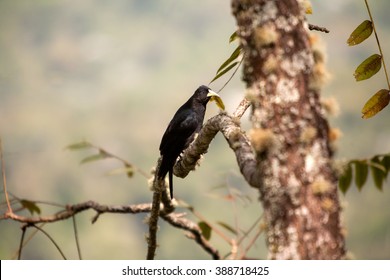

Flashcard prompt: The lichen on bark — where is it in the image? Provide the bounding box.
[231,0,346,259]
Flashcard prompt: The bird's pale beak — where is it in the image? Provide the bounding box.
[207,90,225,110]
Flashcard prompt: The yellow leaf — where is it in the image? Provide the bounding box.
[347,20,373,46]
[362,89,390,119]
[303,0,313,14]
[354,54,382,81]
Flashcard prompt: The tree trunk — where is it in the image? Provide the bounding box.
[231,0,346,259]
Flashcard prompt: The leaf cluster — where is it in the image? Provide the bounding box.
[65,141,135,178]
[209,31,243,85]
[347,2,390,118]
[339,154,390,193]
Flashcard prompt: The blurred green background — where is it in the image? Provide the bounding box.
[0,0,389,259]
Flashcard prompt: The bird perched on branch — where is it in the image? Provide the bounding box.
[158,85,225,199]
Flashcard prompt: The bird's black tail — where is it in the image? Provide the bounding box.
[157,155,175,199]
[169,168,173,199]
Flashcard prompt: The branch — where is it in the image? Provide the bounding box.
[147,168,163,260]
[173,98,261,188]
[308,23,330,33]
[3,99,254,260]
[2,200,152,223]
[29,224,67,259]
[72,215,82,259]
[1,138,13,214]
[162,213,220,259]
[2,199,219,259]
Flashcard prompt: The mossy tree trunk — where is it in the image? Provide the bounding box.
[231,0,346,259]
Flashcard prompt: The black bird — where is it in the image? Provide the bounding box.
[158,85,225,199]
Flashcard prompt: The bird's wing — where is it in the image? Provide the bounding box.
[159,108,198,154]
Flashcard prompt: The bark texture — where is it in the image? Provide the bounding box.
[231,0,346,259]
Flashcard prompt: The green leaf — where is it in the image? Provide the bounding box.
[65,141,92,150]
[198,221,212,240]
[354,54,382,81]
[381,155,390,174]
[217,221,238,235]
[347,20,373,46]
[339,163,352,194]
[80,153,109,164]
[304,1,312,14]
[354,160,369,191]
[370,156,385,191]
[229,31,238,43]
[210,61,239,84]
[216,46,242,75]
[381,155,390,185]
[20,199,41,215]
[361,89,390,119]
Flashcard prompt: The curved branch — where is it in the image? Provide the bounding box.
[3,199,219,259]
[173,98,261,188]
[162,213,220,259]
[29,224,67,260]
[3,201,151,224]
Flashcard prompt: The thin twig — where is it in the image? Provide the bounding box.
[92,144,151,179]
[218,54,245,93]
[238,222,265,259]
[223,214,263,259]
[31,224,67,260]
[226,184,240,243]
[190,208,233,245]
[13,224,43,260]
[0,138,12,214]
[364,0,390,89]
[237,214,263,246]
[18,225,27,260]
[72,215,82,260]
[308,23,330,33]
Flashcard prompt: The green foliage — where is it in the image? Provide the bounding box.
[339,154,390,193]
[370,156,386,191]
[210,61,239,84]
[65,141,135,178]
[339,163,352,194]
[20,199,41,215]
[361,89,390,119]
[347,1,390,119]
[347,20,373,46]
[80,153,109,164]
[229,31,238,43]
[354,54,382,81]
[354,160,368,190]
[198,221,212,240]
[209,31,243,85]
